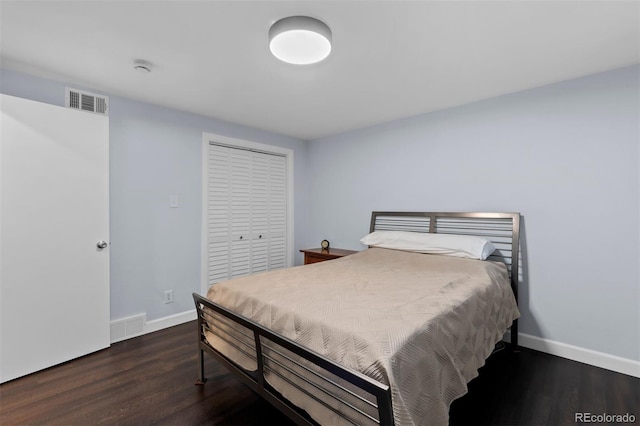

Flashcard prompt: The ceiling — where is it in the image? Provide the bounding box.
[1,1,638,141]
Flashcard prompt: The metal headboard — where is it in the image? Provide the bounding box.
[370,211,521,347]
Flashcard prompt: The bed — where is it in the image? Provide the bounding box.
[193,211,521,426]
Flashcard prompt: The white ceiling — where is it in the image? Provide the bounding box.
[1,1,638,140]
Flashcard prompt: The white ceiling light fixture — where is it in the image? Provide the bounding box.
[269,16,332,65]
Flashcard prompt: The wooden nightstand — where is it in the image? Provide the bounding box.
[300,248,357,265]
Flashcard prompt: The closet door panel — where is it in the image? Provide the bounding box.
[230,149,251,239]
[230,239,251,278]
[207,145,232,284]
[268,155,287,270]
[251,152,270,238]
[251,237,269,273]
[268,236,287,270]
[250,152,269,273]
[229,149,251,277]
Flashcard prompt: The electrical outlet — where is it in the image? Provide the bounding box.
[164,290,174,304]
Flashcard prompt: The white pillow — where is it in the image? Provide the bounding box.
[360,230,496,260]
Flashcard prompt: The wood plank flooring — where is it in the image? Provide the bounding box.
[1,321,637,425]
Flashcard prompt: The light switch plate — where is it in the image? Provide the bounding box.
[170,195,179,208]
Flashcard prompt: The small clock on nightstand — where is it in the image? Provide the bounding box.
[320,239,330,250]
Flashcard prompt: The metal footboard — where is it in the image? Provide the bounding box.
[193,293,394,426]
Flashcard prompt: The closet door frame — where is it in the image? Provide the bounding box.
[200,132,294,295]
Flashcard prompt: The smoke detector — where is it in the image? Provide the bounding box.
[133,59,152,73]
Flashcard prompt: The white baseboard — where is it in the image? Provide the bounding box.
[505,331,639,378]
[110,309,197,343]
[145,309,197,334]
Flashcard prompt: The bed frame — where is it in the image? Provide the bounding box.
[193,211,521,426]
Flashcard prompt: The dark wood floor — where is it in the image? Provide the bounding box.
[1,321,637,425]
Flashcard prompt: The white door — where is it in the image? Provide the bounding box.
[0,94,110,383]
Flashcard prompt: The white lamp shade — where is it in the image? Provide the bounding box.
[269,16,332,65]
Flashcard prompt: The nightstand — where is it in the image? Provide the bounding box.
[300,248,357,265]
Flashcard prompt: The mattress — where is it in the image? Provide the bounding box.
[204,247,520,426]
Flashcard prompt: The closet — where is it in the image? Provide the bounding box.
[205,142,288,287]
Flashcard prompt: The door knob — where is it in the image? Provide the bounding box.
[96,241,108,249]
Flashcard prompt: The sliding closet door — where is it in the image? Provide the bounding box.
[0,94,110,383]
[205,142,288,288]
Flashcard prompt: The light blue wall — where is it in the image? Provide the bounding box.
[0,68,309,322]
[307,65,640,361]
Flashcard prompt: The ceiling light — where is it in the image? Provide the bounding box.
[133,59,152,73]
[269,16,332,65]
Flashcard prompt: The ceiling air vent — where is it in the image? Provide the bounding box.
[65,87,108,115]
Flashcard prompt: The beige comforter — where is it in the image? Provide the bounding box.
[205,247,519,426]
